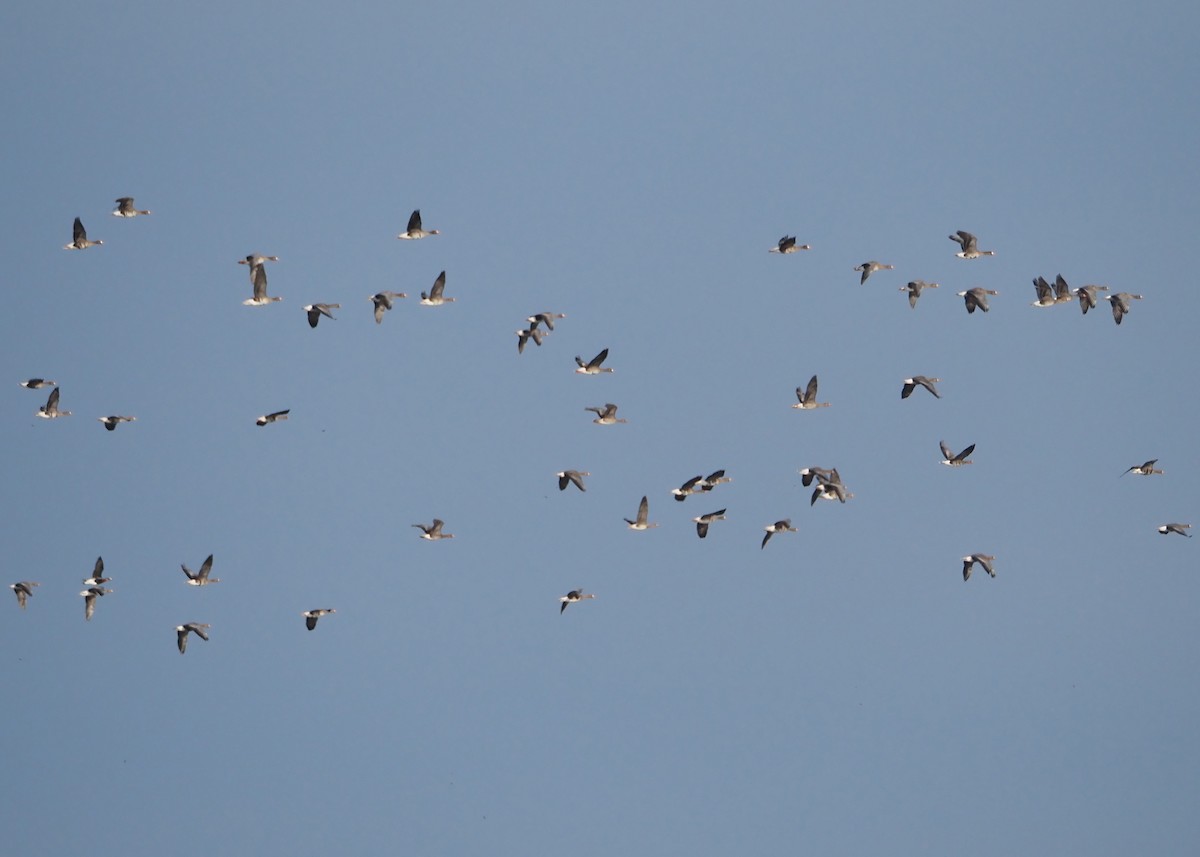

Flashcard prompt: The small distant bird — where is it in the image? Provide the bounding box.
[559,590,596,614]
[901,376,941,399]
[853,261,894,284]
[671,475,704,501]
[181,554,220,586]
[83,557,111,586]
[302,609,336,630]
[585,403,627,425]
[769,235,810,254]
[556,470,589,492]
[1076,285,1110,315]
[1105,292,1143,326]
[939,440,975,467]
[1158,523,1192,537]
[304,303,340,328]
[697,469,732,491]
[112,197,151,217]
[516,326,546,353]
[36,387,71,419]
[176,622,211,654]
[20,378,57,389]
[64,217,102,249]
[792,375,829,409]
[798,466,836,487]
[624,496,659,530]
[256,410,290,426]
[1121,459,1163,477]
[575,348,614,374]
[413,519,454,540]
[1031,276,1057,308]
[370,291,407,324]
[240,255,282,305]
[527,312,566,331]
[761,519,796,549]
[962,554,996,581]
[419,271,454,306]
[900,280,939,309]
[957,287,999,313]
[948,231,994,259]
[397,209,439,240]
[98,415,136,431]
[693,509,727,539]
[81,586,113,620]
[10,581,39,609]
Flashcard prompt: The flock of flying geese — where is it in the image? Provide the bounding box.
[11,212,1189,639]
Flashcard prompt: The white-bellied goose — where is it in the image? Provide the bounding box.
[575,348,614,374]
[1031,276,1057,307]
[940,441,975,467]
[64,217,102,250]
[798,466,836,487]
[559,590,595,614]
[901,376,941,399]
[1158,523,1192,537]
[958,287,998,313]
[770,236,811,254]
[419,271,454,306]
[528,312,566,331]
[1076,285,1110,314]
[901,280,938,309]
[792,375,829,409]
[585,403,627,425]
[240,255,282,305]
[949,231,994,259]
[1122,459,1163,477]
[414,519,454,540]
[81,586,113,620]
[671,475,704,501]
[698,470,731,491]
[557,470,589,492]
[10,581,39,609]
[83,557,111,586]
[302,609,336,630]
[397,209,439,239]
[962,554,995,581]
[761,519,796,549]
[36,387,71,418]
[516,327,546,353]
[20,378,57,389]
[182,554,220,586]
[853,261,894,285]
[693,509,726,539]
[256,410,289,426]
[304,303,340,328]
[624,496,658,530]
[1052,275,1075,304]
[176,622,211,653]
[1105,292,1142,325]
[98,415,136,431]
[811,478,853,505]
[371,291,407,323]
[112,197,150,217]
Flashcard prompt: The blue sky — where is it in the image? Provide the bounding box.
[3,1,1198,854]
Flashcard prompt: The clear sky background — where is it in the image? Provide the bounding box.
[3,1,1198,854]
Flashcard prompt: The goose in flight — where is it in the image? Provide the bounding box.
[769,235,811,254]
[901,376,941,399]
[693,509,727,539]
[948,231,994,259]
[958,287,998,313]
[1121,459,1163,477]
[556,470,589,492]
[798,466,836,487]
[413,519,454,540]
[370,291,407,324]
[240,255,282,305]
[1052,274,1075,304]
[853,261,894,285]
[559,590,596,614]
[900,279,939,309]
[962,554,996,581]
[761,519,796,549]
[792,375,829,409]
[182,554,220,586]
[698,469,732,491]
[304,303,340,328]
[302,609,336,630]
[1076,284,1110,315]
[256,409,290,426]
[176,622,211,654]
[419,271,454,306]
[939,440,975,466]
[81,586,113,620]
[624,496,658,530]
[1158,523,1192,537]
[20,378,57,389]
[1031,276,1057,308]
[83,557,111,586]
[516,326,546,353]
[98,415,136,431]
[671,475,704,501]
[36,387,71,418]
[575,348,614,374]
[585,403,627,425]
[527,312,566,331]
[811,475,853,505]
[10,581,39,609]
[112,197,151,217]
[1105,292,1143,325]
[64,217,103,249]
[397,209,439,239]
